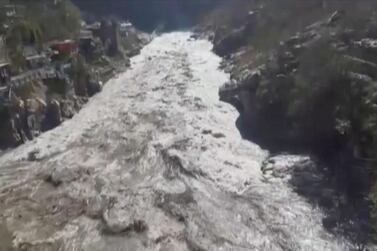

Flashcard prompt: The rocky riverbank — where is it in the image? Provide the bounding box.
[199,0,377,245]
[0,31,356,251]
[0,1,150,150]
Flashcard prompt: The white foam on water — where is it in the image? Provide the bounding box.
[0,32,354,250]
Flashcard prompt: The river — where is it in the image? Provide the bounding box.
[0,32,354,250]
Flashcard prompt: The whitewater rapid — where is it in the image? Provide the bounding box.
[0,32,353,250]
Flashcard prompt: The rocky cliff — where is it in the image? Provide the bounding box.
[203,0,377,243]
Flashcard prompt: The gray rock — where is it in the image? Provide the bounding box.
[44,99,62,129]
[322,215,337,230]
[327,10,344,25]
[60,100,76,119]
[102,207,147,234]
[27,150,40,161]
[353,38,377,50]
[86,195,107,219]
[214,26,249,56]
[212,132,226,138]
[344,55,377,71]
[319,189,336,208]
[44,166,81,187]
[87,79,102,96]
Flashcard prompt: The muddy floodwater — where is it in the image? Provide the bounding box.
[0,32,354,250]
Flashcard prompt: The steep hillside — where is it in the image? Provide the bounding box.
[0,0,148,149]
[204,0,377,244]
[8,0,81,40]
[73,0,224,31]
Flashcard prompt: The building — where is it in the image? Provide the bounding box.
[79,29,94,40]
[0,62,10,86]
[0,35,8,60]
[0,35,10,86]
[85,22,101,37]
[0,4,25,19]
[49,40,78,57]
[79,29,97,60]
[23,46,49,70]
[119,21,134,37]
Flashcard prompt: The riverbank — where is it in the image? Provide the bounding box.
[0,0,150,150]
[199,0,377,245]
[0,31,356,251]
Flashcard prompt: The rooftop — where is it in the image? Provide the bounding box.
[79,30,93,40]
[85,22,101,30]
[0,62,10,68]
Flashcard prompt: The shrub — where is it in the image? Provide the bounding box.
[13,0,81,41]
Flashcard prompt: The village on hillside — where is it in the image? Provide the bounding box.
[0,0,148,149]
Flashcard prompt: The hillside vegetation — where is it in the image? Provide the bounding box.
[205,0,377,241]
[73,0,224,31]
[0,0,148,149]
[7,0,81,40]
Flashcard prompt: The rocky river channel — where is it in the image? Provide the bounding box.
[0,32,362,250]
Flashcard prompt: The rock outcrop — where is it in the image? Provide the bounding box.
[0,9,149,150]
[205,1,377,244]
[213,11,257,57]
[217,9,377,152]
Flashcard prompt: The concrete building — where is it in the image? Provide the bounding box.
[0,36,10,86]
[0,62,11,86]
[0,4,25,19]
[23,46,49,70]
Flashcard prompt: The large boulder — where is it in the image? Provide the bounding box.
[87,79,102,97]
[213,26,249,57]
[60,100,76,119]
[43,99,62,130]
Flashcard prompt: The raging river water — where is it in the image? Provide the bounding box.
[0,32,359,250]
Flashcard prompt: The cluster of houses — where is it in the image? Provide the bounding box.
[0,38,78,92]
[0,1,141,148]
[0,18,130,100]
[0,21,136,86]
[0,33,81,147]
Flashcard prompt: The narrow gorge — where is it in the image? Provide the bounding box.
[0,31,363,251]
[1,1,377,250]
